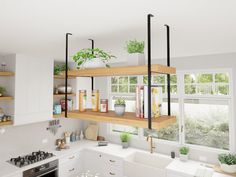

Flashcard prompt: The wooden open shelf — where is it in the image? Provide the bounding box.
[0,96,14,101]
[0,71,14,76]
[0,121,13,126]
[68,109,176,130]
[53,93,76,98]
[68,64,176,77]
[53,112,65,118]
[54,75,75,79]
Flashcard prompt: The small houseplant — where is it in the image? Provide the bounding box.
[120,132,130,148]
[54,64,68,75]
[125,40,145,66]
[73,48,115,69]
[179,146,189,161]
[114,98,126,116]
[0,86,6,97]
[218,153,236,173]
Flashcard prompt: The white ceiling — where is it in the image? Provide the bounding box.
[0,0,236,60]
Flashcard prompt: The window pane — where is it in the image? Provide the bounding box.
[119,77,128,84]
[119,85,128,93]
[197,85,213,95]
[185,85,196,94]
[143,76,148,84]
[143,99,179,142]
[111,77,118,84]
[129,76,138,84]
[215,85,229,95]
[197,74,213,83]
[112,124,138,135]
[170,75,177,84]
[215,73,229,83]
[153,75,165,84]
[129,85,136,93]
[111,85,118,93]
[185,74,196,83]
[170,85,177,94]
[184,99,229,150]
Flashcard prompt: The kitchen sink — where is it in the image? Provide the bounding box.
[124,151,173,177]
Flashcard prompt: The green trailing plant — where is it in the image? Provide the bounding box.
[126,40,145,54]
[120,132,131,142]
[218,154,236,165]
[54,64,68,75]
[115,98,126,105]
[73,48,116,69]
[179,146,189,155]
[0,86,6,95]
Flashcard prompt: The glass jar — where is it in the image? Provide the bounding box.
[92,90,99,112]
[100,99,108,113]
[79,90,87,112]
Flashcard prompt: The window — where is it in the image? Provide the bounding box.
[108,70,232,151]
[111,76,138,93]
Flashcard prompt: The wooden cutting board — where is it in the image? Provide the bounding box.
[214,165,236,177]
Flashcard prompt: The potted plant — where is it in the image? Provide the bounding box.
[125,39,145,66]
[54,64,68,75]
[179,146,189,161]
[114,98,126,116]
[73,48,115,69]
[218,153,236,173]
[120,132,130,149]
[0,86,6,97]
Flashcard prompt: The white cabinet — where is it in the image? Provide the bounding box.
[83,149,123,177]
[59,151,82,177]
[14,55,53,125]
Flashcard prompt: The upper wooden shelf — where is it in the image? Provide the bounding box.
[68,109,176,130]
[0,121,13,126]
[54,75,76,79]
[0,72,14,76]
[0,96,14,101]
[68,64,176,77]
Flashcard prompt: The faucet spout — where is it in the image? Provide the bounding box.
[147,135,155,153]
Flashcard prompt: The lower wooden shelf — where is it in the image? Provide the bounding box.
[0,96,14,101]
[53,112,65,118]
[68,109,176,130]
[0,121,13,126]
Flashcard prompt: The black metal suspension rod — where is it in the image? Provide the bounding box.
[89,39,94,90]
[65,33,72,118]
[147,14,154,129]
[164,24,171,116]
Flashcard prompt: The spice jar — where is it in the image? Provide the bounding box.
[79,90,87,112]
[100,99,108,113]
[92,90,99,112]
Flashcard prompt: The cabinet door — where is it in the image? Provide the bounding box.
[14,55,53,125]
[82,150,104,176]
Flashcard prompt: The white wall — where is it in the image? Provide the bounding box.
[94,52,236,164]
[0,119,82,161]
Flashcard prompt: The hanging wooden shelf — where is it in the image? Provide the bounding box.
[67,64,176,77]
[0,71,14,76]
[53,93,76,98]
[68,109,176,130]
[0,96,14,101]
[54,75,75,79]
[0,121,13,126]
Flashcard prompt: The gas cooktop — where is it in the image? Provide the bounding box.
[8,151,54,168]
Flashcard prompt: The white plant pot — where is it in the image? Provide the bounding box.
[122,142,129,149]
[68,61,77,70]
[126,53,145,66]
[179,154,188,162]
[220,162,236,173]
[114,105,126,116]
[83,58,105,68]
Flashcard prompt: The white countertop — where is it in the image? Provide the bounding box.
[0,140,232,177]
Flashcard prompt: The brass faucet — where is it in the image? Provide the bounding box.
[147,135,155,153]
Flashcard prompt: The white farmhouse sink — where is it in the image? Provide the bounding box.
[124,151,173,177]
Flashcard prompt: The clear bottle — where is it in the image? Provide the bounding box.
[79,90,87,112]
[91,90,99,112]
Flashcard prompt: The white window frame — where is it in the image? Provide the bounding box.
[107,68,234,153]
